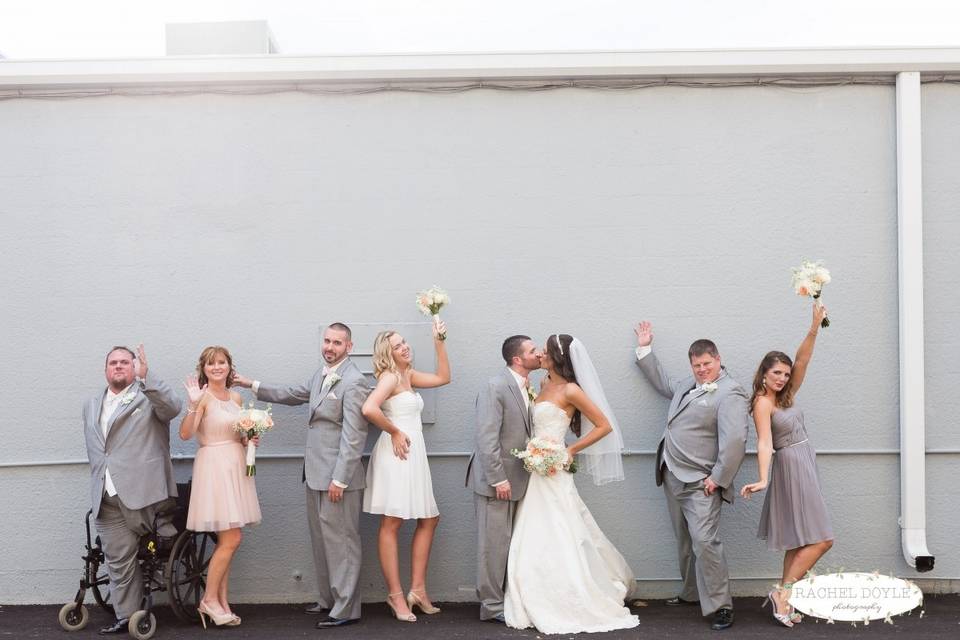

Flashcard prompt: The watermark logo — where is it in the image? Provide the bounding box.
[789,571,923,625]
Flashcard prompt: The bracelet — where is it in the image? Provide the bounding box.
[808,331,818,337]
[186,407,197,414]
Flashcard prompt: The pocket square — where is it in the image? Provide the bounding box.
[697,399,709,406]
[326,392,337,400]
[132,407,142,415]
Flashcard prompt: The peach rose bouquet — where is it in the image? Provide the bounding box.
[511,437,577,477]
[415,285,450,340]
[233,402,274,476]
[791,260,832,327]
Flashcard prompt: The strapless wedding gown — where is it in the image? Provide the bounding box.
[504,401,639,634]
[363,391,439,519]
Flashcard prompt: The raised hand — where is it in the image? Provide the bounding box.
[135,343,149,379]
[634,321,654,347]
[391,430,411,460]
[812,302,828,329]
[432,319,447,341]
[183,374,207,409]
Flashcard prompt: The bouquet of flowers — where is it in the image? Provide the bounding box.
[511,437,577,477]
[415,285,450,340]
[791,260,832,327]
[233,402,274,476]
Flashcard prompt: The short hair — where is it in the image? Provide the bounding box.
[327,322,352,341]
[502,335,532,365]
[688,339,719,360]
[104,346,135,367]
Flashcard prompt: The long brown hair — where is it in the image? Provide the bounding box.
[196,346,236,388]
[749,351,794,412]
[546,333,582,436]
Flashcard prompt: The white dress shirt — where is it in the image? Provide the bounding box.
[99,382,134,496]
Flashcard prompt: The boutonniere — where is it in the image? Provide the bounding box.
[325,373,342,387]
[526,384,537,403]
[700,382,719,393]
[120,391,137,405]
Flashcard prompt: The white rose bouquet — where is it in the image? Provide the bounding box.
[511,437,577,477]
[233,402,275,476]
[791,260,832,327]
[415,285,450,341]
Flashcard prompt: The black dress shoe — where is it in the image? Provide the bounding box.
[665,596,699,606]
[711,608,734,630]
[99,618,130,634]
[315,615,358,628]
[485,613,506,623]
[304,603,330,615]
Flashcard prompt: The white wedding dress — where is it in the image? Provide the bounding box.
[504,401,640,634]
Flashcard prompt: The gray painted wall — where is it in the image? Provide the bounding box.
[1,81,957,605]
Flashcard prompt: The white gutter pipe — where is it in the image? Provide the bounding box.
[896,71,934,572]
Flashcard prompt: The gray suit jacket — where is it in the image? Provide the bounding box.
[466,368,533,500]
[637,350,749,503]
[83,372,182,518]
[256,358,369,492]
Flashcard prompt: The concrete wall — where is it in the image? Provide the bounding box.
[1,80,957,604]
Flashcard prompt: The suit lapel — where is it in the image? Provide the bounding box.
[315,359,350,411]
[669,384,703,423]
[503,369,530,433]
[92,392,107,446]
[106,384,138,439]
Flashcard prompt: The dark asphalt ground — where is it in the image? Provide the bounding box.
[2,596,958,640]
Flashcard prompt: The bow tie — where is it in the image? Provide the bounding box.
[322,367,331,376]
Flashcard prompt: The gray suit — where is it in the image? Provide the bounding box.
[637,350,748,615]
[82,372,181,619]
[255,358,369,621]
[465,367,532,620]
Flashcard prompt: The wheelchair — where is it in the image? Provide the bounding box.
[58,482,217,639]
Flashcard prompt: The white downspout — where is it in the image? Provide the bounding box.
[895,71,934,572]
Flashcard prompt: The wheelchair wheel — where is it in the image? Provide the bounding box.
[128,610,157,640]
[164,530,217,624]
[57,602,89,631]
[87,554,114,615]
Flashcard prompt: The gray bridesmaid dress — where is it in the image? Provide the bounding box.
[758,404,834,550]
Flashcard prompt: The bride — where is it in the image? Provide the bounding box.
[504,334,640,634]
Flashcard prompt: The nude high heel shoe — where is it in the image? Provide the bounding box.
[197,602,237,627]
[406,590,441,614]
[762,590,794,628]
[386,592,417,622]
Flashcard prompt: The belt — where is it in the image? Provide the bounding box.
[774,438,808,452]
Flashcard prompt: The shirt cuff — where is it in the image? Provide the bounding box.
[331,480,348,489]
[635,345,652,360]
[491,480,508,487]
[251,380,260,394]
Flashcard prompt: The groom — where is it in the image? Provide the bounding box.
[466,335,541,622]
[633,321,748,631]
[234,322,369,629]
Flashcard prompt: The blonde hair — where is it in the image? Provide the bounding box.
[372,331,403,380]
[196,345,235,388]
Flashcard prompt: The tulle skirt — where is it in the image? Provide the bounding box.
[187,441,262,531]
[758,442,833,550]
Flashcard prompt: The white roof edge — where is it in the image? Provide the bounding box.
[2,47,960,87]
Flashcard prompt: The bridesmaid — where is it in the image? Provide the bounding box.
[361,322,450,622]
[741,304,834,627]
[180,346,262,628]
